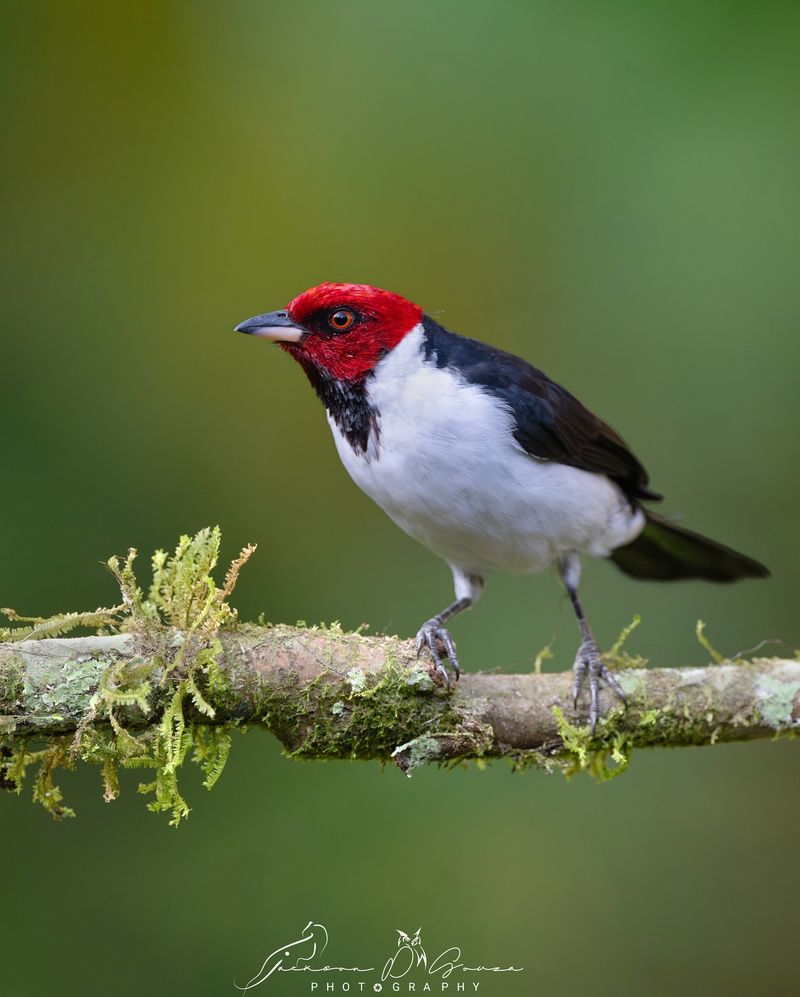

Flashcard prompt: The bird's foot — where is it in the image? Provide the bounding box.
[572,636,626,733]
[416,618,460,687]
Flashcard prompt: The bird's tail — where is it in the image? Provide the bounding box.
[611,511,769,583]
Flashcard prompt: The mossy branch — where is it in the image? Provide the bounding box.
[1,528,797,824]
[3,628,799,774]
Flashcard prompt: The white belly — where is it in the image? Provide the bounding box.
[327,326,644,576]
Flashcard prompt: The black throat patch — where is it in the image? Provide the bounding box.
[297,358,380,457]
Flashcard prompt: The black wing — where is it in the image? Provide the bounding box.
[421,316,661,505]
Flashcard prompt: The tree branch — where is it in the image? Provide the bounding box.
[3,626,798,775]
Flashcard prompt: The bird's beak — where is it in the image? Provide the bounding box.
[234,310,304,343]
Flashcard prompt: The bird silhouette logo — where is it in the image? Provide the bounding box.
[235,921,329,991]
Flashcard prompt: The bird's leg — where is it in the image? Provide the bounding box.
[558,555,626,732]
[416,598,471,685]
[416,571,484,687]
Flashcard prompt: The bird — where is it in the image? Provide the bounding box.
[235,283,769,731]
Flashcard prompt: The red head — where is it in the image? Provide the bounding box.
[235,283,423,382]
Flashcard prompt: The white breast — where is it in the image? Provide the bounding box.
[327,325,644,577]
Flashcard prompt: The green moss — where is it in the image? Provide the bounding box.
[0,652,25,718]
[603,615,648,670]
[258,653,462,762]
[547,699,719,780]
[551,706,632,780]
[544,625,767,779]
[1,527,254,826]
[695,619,725,663]
[1,530,463,824]
[0,608,122,643]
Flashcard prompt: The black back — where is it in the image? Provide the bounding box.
[420,316,661,506]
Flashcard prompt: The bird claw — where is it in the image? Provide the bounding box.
[572,637,626,733]
[416,618,461,687]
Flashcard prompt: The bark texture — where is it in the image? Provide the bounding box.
[2,625,798,773]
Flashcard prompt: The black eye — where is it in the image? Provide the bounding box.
[328,308,355,331]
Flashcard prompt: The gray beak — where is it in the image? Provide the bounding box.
[234,309,304,342]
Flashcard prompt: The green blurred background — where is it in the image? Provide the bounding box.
[2,2,798,994]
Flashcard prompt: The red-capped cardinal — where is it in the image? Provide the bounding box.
[236,283,768,730]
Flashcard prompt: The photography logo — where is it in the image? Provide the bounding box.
[235,921,524,992]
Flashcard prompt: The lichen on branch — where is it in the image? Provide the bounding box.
[1,527,798,826]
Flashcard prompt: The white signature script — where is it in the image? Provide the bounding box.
[235,923,523,992]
